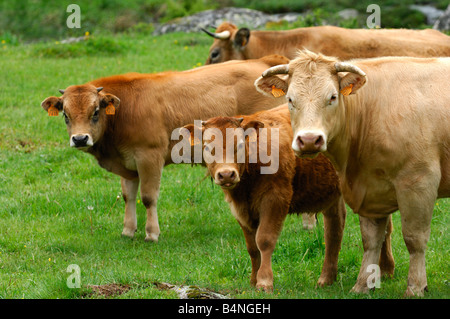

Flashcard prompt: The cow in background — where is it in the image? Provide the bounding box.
[203,22,450,64]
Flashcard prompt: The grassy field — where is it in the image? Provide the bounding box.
[0,30,448,300]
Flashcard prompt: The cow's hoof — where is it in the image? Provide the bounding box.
[145,233,159,242]
[256,282,273,293]
[350,284,369,294]
[121,228,136,238]
[317,276,334,287]
[404,285,427,298]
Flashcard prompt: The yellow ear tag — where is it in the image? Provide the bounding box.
[340,84,353,96]
[48,105,59,116]
[189,136,201,146]
[271,85,285,98]
[105,103,115,115]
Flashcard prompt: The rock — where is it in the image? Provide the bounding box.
[153,7,303,35]
[337,9,359,20]
[154,282,229,299]
[433,4,450,31]
[410,4,444,25]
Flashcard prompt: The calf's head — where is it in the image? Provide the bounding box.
[202,22,251,64]
[184,117,263,189]
[41,85,120,150]
[255,50,367,158]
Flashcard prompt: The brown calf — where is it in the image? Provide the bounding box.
[184,105,347,291]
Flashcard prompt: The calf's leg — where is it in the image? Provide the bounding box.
[302,213,317,230]
[255,202,288,292]
[121,177,140,238]
[317,195,346,286]
[239,223,261,286]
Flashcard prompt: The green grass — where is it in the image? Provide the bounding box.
[0,31,448,300]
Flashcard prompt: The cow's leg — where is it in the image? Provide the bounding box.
[317,195,346,286]
[395,168,438,296]
[397,189,435,296]
[135,149,165,242]
[121,177,140,238]
[379,214,395,277]
[239,223,261,286]
[351,215,390,294]
[255,202,288,292]
[302,213,317,230]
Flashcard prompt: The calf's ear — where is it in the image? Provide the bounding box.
[244,120,265,131]
[100,93,121,109]
[254,76,289,98]
[41,96,63,112]
[182,123,204,146]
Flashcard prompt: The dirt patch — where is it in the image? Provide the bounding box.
[89,283,131,298]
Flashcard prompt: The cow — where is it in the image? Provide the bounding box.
[183,105,347,291]
[40,55,289,242]
[203,22,450,64]
[255,49,450,296]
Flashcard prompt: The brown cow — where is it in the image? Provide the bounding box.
[203,22,450,64]
[40,55,289,242]
[255,50,450,296]
[184,105,347,291]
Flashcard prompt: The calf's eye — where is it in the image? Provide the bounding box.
[329,94,337,105]
[63,112,69,124]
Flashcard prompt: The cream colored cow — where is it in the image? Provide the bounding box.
[255,50,450,296]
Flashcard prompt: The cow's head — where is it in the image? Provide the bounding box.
[255,50,367,158]
[184,117,263,189]
[41,84,120,150]
[202,22,250,64]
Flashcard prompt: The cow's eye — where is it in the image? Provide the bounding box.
[210,49,220,60]
[63,112,69,124]
[92,109,99,122]
[329,94,337,105]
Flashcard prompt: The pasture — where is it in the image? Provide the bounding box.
[0,30,448,299]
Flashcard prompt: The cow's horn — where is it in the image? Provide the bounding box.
[335,62,366,77]
[96,87,103,93]
[201,120,207,126]
[201,28,231,40]
[58,89,65,94]
[262,64,289,78]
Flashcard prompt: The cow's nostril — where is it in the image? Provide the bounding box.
[297,136,304,147]
[217,172,224,181]
[230,170,235,180]
[72,135,89,147]
[315,135,324,147]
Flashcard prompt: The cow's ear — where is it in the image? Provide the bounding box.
[100,93,120,109]
[243,120,265,131]
[338,72,367,95]
[41,96,63,112]
[233,28,250,49]
[254,75,288,98]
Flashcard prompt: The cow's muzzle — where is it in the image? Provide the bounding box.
[215,168,240,189]
[293,131,326,157]
[70,134,93,148]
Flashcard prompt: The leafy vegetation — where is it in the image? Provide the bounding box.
[0,0,446,41]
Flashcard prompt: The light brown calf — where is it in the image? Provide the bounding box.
[40,55,289,242]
